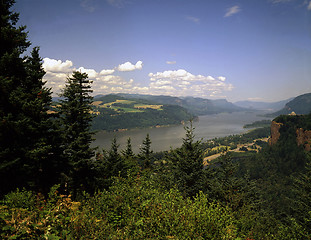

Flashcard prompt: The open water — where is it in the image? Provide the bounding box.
[92,111,271,153]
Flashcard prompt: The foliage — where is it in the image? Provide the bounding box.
[243,119,271,129]
[162,122,205,198]
[59,71,96,196]
[0,178,239,239]
[0,1,62,196]
[138,134,153,169]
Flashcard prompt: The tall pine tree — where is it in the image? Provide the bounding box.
[59,71,95,196]
[139,134,153,169]
[166,121,205,198]
[0,0,59,196]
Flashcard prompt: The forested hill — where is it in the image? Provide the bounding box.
[115,93,246,115]
[90,94,193,131]
[268,92,311,116]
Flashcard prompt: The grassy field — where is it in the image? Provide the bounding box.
[91,99,163,113]
[134,104,163,110]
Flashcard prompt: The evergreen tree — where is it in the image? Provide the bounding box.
[59,71,95,196]
[23,47,65,194]
[122,137,139,175]
[122,137,134,159]
[139,134,153,169]
[106,137,126,177]
[166,121,204,198]
[0,0,59,196]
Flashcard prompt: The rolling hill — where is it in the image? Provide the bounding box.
[91,94,193,131]
[115,94,246,115]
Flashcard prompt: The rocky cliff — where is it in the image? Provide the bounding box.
[268,121,283,145]
[269,120,311,151]
[296,128,311,151]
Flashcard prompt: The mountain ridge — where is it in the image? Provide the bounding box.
[234,98,293,111]
[268,93,311,117]
[112,93,246,115]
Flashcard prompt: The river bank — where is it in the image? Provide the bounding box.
[92,111,271,153]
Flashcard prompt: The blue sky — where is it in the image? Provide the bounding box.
[15,0,311,102]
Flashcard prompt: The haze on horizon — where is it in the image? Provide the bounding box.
[15,0,311,102]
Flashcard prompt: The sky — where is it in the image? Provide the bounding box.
[14,0,311,102]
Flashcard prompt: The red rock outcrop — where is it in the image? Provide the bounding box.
[269,120,311,151]
[296,128,311,151]
[268,121,283,146]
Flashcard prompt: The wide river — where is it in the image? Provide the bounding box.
[92,111,271,153]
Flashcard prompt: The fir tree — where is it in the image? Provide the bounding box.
[0,0,58,196]
[106,137,125,177]
[122,137,134,159]
[59,71,95,196]
[122,137,139,175]
[166,121,204,198]
[139,134,153,169]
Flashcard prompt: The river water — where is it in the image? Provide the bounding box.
[92,111,271,153]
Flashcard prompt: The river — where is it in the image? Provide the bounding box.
[92,111,271,153]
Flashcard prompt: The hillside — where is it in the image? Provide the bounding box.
[116,93,245,115]
[91,94,193,131]
[234,98,293,111]
[268,93,311,117]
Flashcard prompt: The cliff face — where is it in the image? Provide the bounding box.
[296,128,311,151]
[269,121,311,151]
[268,121,283,146]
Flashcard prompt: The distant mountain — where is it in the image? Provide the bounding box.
[116,94,246,115]
[234,98,293,111]
[268,93,311,116]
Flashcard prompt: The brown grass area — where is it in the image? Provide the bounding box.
[134,104,163,110]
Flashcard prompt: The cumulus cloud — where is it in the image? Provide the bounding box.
[43,58,73,73]
[43,58,148,96]
[218,76,226,81]
[42,58,233,99]
[77,67,98,78]
[224,5,241,17]
[117,61,143,72]
[100,69,115,75]
[148,69,233,98]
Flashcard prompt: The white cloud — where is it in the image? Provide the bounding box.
[218,76,226,81]
[43,58,233,99]
[186,16,200,24]
[99,69,115,75]
[43,58,73,73]
[308,1,311,10]
[224,5,241,17]
[166,61,176,65]
[43,58,145,96]
[77,67,98,78]
[148,69,233,97]
[117,61,143,72]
